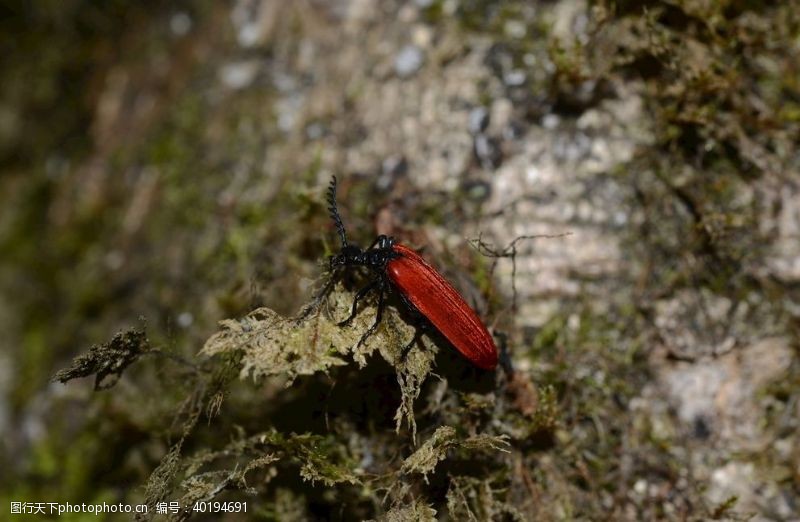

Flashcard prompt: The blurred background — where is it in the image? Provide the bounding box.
[1,0,798,520]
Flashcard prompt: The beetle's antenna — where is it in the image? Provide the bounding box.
[327,176,348,247]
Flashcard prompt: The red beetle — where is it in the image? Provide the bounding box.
[326,176,497,370]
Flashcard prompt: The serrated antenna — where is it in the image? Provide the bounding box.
[327,176,348,247]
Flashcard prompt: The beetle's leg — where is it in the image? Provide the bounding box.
[366,234,395,251]
[394,292,430,360]
[400,327,424,359]
[365,234,386,250]
[338,277,380,326]
[496,331,514,375]
[356,279,386,348]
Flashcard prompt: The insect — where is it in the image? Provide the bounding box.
[324,176,498,370]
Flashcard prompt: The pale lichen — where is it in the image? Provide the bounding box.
[201,280,438,435]
[401,426,510,481]
[373,500,438,522]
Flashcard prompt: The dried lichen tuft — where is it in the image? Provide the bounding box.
[401,426,510,481]
[394,336,437,440]
[51,322,150,390]
[138,424,362,521]
[201,280,437,434]
[447,476,526,521]
[374,500,438,522]
[201,306,350,382]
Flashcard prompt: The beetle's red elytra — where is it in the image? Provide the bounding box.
[386,244,497,370]
[325,176,498,370]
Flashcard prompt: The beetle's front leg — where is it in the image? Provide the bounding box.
[366,234,395,251]
[338,277,380,326]
[356,278,386,348]
[395,292,429,360]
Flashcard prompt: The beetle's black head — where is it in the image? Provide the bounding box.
[329,244,364,270]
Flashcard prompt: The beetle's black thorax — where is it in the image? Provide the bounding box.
[330,235,398,273]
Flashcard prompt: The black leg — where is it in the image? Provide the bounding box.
[339,278,380,326]
[496,331,514,375]
[400,328,422,359]
[394,291,431,361]
[365,234,388,250]
[356,280,386,348]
